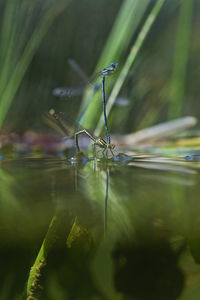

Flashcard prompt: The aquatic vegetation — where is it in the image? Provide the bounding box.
[94,0,166,136]
[1,1,200,299]
[26,210,73,298]
[169,0,194,119]
[0,0,71,129]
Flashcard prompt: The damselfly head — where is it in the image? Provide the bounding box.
[49,108,60,121]
[110,62,118,69]
[101,63,119,77]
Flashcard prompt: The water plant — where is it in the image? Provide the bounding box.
[0,0,71,129]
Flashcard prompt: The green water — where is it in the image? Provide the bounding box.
[1,154,200,300]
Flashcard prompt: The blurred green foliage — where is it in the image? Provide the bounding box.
[0,0,199,136]
[0,0,200,132]
[169,0,194,119]
[1,2,200,299]
[0,0,71,130]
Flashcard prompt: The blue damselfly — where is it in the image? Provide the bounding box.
[52,62,118,98]
[53,62,118,149]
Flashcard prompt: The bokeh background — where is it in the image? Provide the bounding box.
[2,2,200,299]
[0,0,199,136]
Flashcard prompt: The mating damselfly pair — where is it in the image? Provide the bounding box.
[52,62,118,157]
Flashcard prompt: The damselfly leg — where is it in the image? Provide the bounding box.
[75,129,115,157]
[47,109,115,157]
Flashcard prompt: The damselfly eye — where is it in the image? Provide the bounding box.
[110,62,118,68]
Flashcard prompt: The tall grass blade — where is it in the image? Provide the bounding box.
[94,0,166,136]
[80,0,151,130]
[96,0,150,69]
[0,0,71,129]
[0,0,20,99]
[168,0,194,119]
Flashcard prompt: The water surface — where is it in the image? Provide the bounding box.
[1,154,200,299]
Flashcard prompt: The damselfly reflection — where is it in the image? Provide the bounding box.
[47,109,115,157]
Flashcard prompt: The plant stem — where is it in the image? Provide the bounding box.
[168,0,194,119]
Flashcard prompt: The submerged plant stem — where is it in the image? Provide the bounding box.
[26,210,72,298]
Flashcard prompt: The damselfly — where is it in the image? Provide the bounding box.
[53,61,118,147]
[52,62,118,98]
[46,109,115,157]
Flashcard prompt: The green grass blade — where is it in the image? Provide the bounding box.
[80,0,151,130]
[0,0,19,65]
[0,5,19,98]
[168,0,194,119]
[96,0,150,69]
[0,0,71,129]
[94,0,166,136]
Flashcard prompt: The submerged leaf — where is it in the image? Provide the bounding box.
[66,217,95,250]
